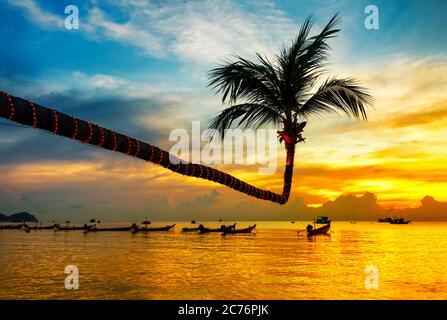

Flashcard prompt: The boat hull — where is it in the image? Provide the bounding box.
[182,227,200,232]
[138,224,175,232]
[90,226,134,232]
[223,225,256,234]
[31,225,59,230]
[307,223,330,236]
[56,226,91,231]
[0,225,23,230]
[198,223,236,234]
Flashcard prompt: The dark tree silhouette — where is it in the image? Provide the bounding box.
[208,14,372,203]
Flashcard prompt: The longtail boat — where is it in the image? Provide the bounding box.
[222,224,256,235]
[138,224,175,232]
[389,218,411,224]
[30,224,59,230]
[182,227,200,232]
[307,222,330,236]
[90,226,135,232]
[198,223,236,234]
[0,224,24,230]
[56,225,92,231]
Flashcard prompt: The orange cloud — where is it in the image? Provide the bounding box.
[381,100,447,128]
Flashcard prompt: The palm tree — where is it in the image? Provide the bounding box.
[208,14,373,204]
[0,15,372,206]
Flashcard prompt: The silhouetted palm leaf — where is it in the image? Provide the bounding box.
[299,78,373,120]
[209,103,284,136]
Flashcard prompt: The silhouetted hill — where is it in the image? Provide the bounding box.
[0,212,38,222]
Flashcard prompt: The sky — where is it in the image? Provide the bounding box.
[0,0,447,221]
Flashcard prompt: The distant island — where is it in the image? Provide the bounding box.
[0,212,38,222]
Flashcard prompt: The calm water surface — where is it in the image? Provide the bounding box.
[1,221,446,299]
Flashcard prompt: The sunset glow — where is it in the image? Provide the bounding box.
[0,0,446,221]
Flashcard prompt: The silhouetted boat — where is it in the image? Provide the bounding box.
[198,223,236,234]
[315,216,331,224]
[223,224,256,235]
[378,217,393,223]
[56,225,92,231]
[182,227,200,232]
[389,218,411,224]
[138,224,175,232]
[191,220,196,224]
[30,224,59,230]
[0,224,23,230]
[90,226,134,232]
[307,222,331,236]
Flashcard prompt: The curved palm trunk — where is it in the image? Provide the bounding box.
[0,92,294,205]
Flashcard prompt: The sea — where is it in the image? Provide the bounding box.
[1,221,446,299]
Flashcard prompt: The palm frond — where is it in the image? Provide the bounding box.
[209,103,284,137]
[277,15,315,75]
[276,14,342,111]
[298,78,373,120]
[292,14,341,91]
[208,55,282,109]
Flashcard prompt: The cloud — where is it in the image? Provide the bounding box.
[192,192,447,221]
[96,0,300,65]
[71,71,128,91]
[177,189,221,215]
[318,192,381,220]
[403,195,447,220]
[382,101,447,128]
[84,7,165,57]
[7,0,299,65]
[1,152,446,221]
[7,0,64,29]
[0,92,169,165]
[6,1,164,57]
[151,0,298,64]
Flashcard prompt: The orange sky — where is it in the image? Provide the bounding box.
[1,55,447,221]
[1,0,447,222]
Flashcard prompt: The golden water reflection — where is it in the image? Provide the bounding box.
[0,222,446,299]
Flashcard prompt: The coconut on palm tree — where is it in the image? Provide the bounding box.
[208,14,373,204]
